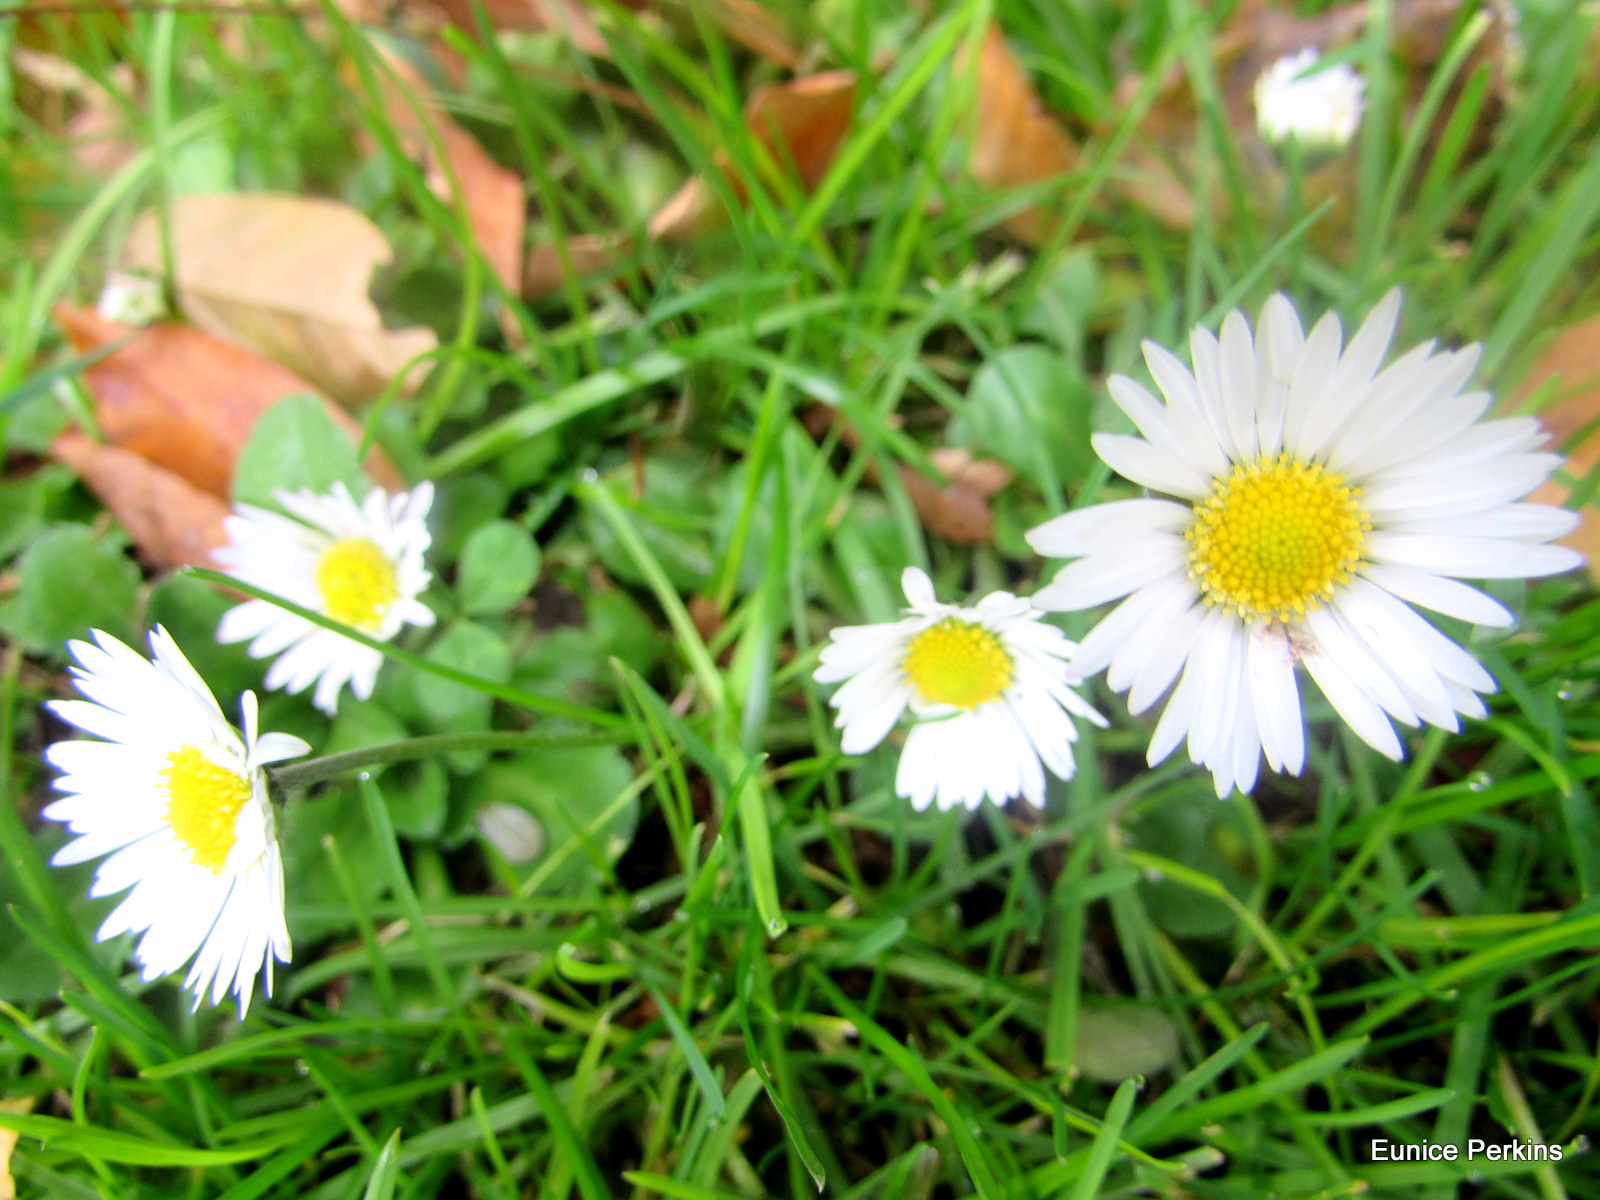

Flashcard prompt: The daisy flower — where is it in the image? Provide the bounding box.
[814,567,1106,810]
[1254,47,1365,160]
[43,627,309,1011]
[1027,290,1583,797]
[216,482,435,715]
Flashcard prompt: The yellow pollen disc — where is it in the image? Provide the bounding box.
[902,617,1014,710]
[163,746,250,873]
[316,538,399,631]
[1185,452,1371,622]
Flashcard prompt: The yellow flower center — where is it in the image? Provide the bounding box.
[163,746,251,873]
[902,618,1014,709]
[316,538,398,631]
[1186,452,1371,622]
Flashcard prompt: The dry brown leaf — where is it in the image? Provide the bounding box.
[420,0,614,58]
[897,465,994,544]
[968,25,1081,244]
[121,193,437,406]
[56,305,404,499]
[52,433,230,570]
[810,405,1003,544]
[1514,314,1600,582]
[417,0,795,65]
[524,231,633,299]
[0,1096,30,1200]
[694,0,799,68]
[11,46,138,173]
[524,71,854,296]
[648,70,857,242]
[365,53,526,306]
[929,446,1014,497]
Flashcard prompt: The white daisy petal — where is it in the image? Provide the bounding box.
[1359,563,1515,628]
[1140,342,1232,471]
[1246,629,1304,774]
[1026,499,1190,559]
[215,482,435,715]
[816,577,1102,809]
[1032,538,1184,611]
[1028,289,1582,794]
[1067,578,1189,677]
[1107,587,1200,704]
[43,628,305,1013]
[1254,47,1365,156]
[1389,503,1578,542]
[1126,601,1205,716]
[900,566,938,612]
[1219,308,1260,461]
[1090,433,1212,499]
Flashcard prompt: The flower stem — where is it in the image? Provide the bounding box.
[182,566,628,731]
[268,729,617,792]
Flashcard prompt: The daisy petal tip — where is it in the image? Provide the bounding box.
[900,566,936,610]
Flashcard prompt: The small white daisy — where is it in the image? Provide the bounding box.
[1254,47,1365,159]
[814,567,1106,811]
[216,482,436,715]
[1027,290,1583,797]
[43,627,309,1011]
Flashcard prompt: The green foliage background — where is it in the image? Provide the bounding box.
[2,2,1599,1198]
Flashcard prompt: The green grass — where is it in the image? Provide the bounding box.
[3,2,1600,1198]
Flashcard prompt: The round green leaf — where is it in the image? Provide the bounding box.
[457,520,540,615]
[5,525,140,653]
[230,393,367,510]
[950,344,1094,490]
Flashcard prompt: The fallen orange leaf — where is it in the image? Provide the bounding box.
[897,464,998,544]
[1515,314,1600,583]
[807,405,1009,545]
[0,1097,30,1200]
[122,194,437,406]
[365,53,526,308]
[525,71,856,298]
[52,433,230,570]
[417,0,797,66]
[523,231,633,299]
[56,305,404,499]
[419,0,613,59]
[694,0,800,69]
[968,25,1081,244]
[648,70,857,241]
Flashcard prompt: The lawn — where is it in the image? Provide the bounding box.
[2,2,1599,1198]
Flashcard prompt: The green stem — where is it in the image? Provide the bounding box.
[269,729,617,793]
[182,566,627,731]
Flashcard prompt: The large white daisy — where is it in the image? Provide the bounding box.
[814,567,1106,810]
[1027,290,1583,797]
[216,482,435,715]
[43,627,309,1011]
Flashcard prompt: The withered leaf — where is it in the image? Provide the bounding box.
[0,1097,29,1200]
[419,0,614,59]
[524,231,633,300]
[121,193,437,406]
[52,433,230,570]
[810,405,1005,545]
[648,70,857,242]
[56,305,404,499]
[968,24,1081,244]
[897,464,996,545]
[1515,314,1600,582]
[526,71,856,298]
[366,52,526,304]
